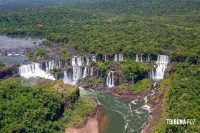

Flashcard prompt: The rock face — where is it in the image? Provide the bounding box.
[53,87,80,121]
[0,65,18,79]
[79,76,106,90]
[114,70,128,86]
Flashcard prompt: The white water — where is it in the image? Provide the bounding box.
[119,54,123,61]
[79,88,150,133]
[91,55,97,62]
[19,62,55,80]
[83,67,90,78]
[63,71,74,85]
[86,56,90,65]
[106,71,115,88]
[105,55,108,61]
[146,54,150,63]
[71,57,82,83]
[150,55,169,81]
[136,54,139,62]
[114,54,123,61]
[63,56,96,85]
[140,54,143,62]
[90,67,94,76]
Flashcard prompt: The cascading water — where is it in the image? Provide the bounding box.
[119,54,123,61]
[63,71,74,85]
[83,67,89,78]
[91,55,97,62]
[77,56,84,66]
[146,54,150,63]
[150,55,169,81]
[86,56,90,65]
[136,54,139,62]
[114,54,123,61]
[45,60,62,71]
[19,62,55,80]
[106,71,115,88]
[145,55,170,103]
[114,54,118,61]
[71,56,82,82]
[105,55,108,61]
[140,54,143,62]
[90,67,94,76]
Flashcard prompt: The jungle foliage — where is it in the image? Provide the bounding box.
[0,78,95,133]
[0,0,200,63]
[0,0,199,132]
[0,61,5,69]
[151,63,200,133]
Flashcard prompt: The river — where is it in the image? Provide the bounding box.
[80,88,150,133]
[0,35,44,65]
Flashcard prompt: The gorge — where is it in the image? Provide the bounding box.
[1,0,199,132]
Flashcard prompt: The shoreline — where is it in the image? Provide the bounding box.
[109,88,148,100]
[65,105,101,133]
[110,88,160,133]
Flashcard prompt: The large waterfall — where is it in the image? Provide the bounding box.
[71,56,83,83]
[150,55,169,81]
[106,71,115,88]
[63,56,96,85]
[17,54,99,85]
[19,62,55,80]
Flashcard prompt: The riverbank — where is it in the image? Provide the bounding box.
[142,80,170,133]
[110,88,148,100]
[65,118,99,133]
[65,105,101,133]
[109,82,165,133]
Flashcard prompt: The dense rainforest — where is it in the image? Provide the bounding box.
[0,0,199,132]
[0,78,96,132]
[0,0,200,63]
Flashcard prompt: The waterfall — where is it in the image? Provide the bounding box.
[150,55,169,81]
[140,54,143,62]
[83,67,89,78]
[71,57,76,66]
[147,54,150,63]
[136,54,139,62]
[19,63,55,80]
[90,67,94,76]
[86,56,90,65]
[114,54,118,61]
[144,96,148,103]
[63,71,74,85]
[77,57,83,66]
[72,66,82,81]
[114,54,123,61]
[106,71,115,88]
[71,56,82,82]
[105,55,108,61]
[91,55,97,62]
[131,76,134,85]
[119,54,123,61]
